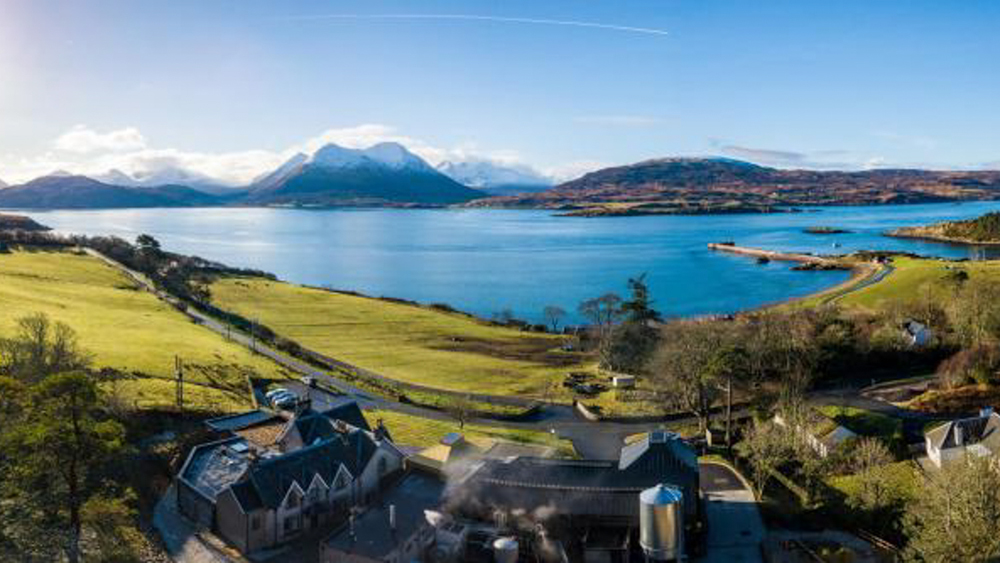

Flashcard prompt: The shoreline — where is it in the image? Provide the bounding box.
[707,242,891,310]
[887,228,1000,247]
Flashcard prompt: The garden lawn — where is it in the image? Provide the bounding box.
[210,277,592,396]
[0,248,289,410]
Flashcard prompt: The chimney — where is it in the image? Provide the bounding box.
[389,504,396,532]
[955,424,964,446]
[982,407,994,418]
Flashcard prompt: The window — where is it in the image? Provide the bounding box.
[251,515,261,531]
[284,516,297,533]
[335,474,348,491]
[286,490,299,509]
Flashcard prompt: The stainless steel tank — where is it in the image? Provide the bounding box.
[493,536,518,563]
[639,484,684,561]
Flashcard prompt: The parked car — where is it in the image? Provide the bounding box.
[301,376,317,388]
[265,387,290,401]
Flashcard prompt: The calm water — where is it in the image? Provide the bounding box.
[17,202,1000,324]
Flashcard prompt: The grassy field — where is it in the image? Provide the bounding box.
[210,277,593,396]
[822,257,1000,311]
[0,248,290,411]
[367,408,576,456]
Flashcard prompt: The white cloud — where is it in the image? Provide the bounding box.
[54,125,147,153]
[0,123,572,186]
[544,160,608,182]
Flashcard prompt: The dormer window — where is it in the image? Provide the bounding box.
[286,490,300,509]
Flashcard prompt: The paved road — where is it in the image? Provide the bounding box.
[696,462,765,563]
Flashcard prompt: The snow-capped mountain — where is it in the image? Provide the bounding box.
[247,142,486,206]
[437,160,553,195]
[93,167,230,192]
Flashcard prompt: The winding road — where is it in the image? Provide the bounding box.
[87,248,927,458]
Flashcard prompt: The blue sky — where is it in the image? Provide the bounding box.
[1,0,998,184]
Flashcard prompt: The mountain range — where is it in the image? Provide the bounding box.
[436,160,553,196]
[469,157,1000,216]
[4,149,1000,214]
[244,142,484,206]
[0,142,487,209]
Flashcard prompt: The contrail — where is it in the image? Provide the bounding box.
[280,13,669,37]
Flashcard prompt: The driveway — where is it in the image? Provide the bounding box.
[153,484,237,563]
[696,462,764,563]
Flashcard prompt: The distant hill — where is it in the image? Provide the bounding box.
[247,142,486,206]
[891,212,1000,245]
[469,157,1000,216]
[0,174,221,209]
[437,160,553,196]
[0,213,49,231]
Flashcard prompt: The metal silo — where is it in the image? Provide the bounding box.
[639,484,684,561]
[493,536,518,563]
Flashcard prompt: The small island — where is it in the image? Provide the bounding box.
[804,226,852,235]
[0,213,50,232]
[889,212,1000,245]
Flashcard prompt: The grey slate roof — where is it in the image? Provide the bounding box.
[231,428,379,511]
[926,412,1000,451]
[292,403,372,446]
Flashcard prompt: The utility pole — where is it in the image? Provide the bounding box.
[725,372,733,452]
[175,356,184,412]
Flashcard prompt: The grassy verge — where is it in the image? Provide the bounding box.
[816,405,902,438]
[210,276,593,397]
[0,248,291,411]
[368,409,576,457]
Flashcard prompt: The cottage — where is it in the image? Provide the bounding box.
[925,409,1000,468]
[774,409,856,458]
[177,402,404,554]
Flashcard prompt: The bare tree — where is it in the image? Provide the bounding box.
[847,437,894,511]
[0,313,91,382]
[543,305,567,333]
[577,293,622,338]
[447,394,474,430]
[648,320,728,432]
[740,420,791,498]
[905,455,1000,562]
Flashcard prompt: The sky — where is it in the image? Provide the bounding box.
[1,0,998,185]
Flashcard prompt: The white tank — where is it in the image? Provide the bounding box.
[493,537,518,563]
[639,484,684,561]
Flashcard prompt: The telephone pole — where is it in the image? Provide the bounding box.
[175,356,184,412]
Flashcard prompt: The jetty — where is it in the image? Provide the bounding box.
[707,243,834,265]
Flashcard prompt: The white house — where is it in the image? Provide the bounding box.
[774,409,857,458]
[903,320,932,347]
[925,409,1000,468]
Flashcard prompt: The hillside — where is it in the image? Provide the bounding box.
[0,249,288,410]
[246,142,486,206]
[890,212,1000,244]
[210,277,591,396]
[468,158,1000,215]
[0,174,221,209]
